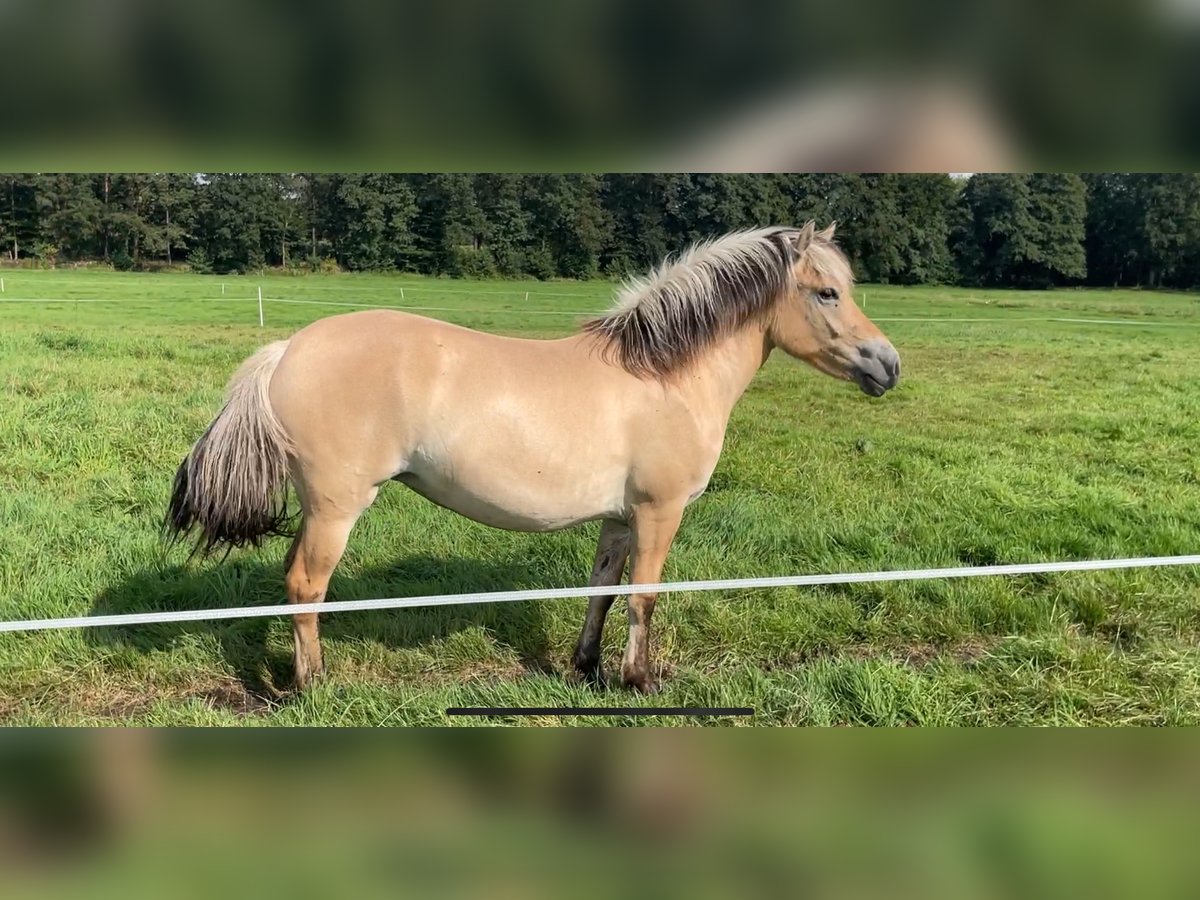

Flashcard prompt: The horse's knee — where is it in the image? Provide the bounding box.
[283,531,303,575]
[284,550,309,600]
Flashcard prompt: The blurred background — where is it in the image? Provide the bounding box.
[4,731,1200,899]
[0,0,1196,171]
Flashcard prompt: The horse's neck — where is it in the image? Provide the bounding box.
[675,323,772,423]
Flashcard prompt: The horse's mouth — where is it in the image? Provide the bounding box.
[850,340,901,397]
[855,372,889,397]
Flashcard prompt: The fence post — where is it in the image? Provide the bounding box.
[258,286,264,327]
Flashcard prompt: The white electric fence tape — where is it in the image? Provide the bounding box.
[1,555,1197,634]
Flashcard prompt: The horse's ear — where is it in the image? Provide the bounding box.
[817,222,837,242]
[786,222,816,259]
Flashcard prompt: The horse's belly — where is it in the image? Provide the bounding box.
[394,465,623,533]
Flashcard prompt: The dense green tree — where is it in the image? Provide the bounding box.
[152,174,198,265]
[823,174,905,282]
[298,173,338,263]
[430,174,490,276]
[34,174,102,262]
[955,173,1087,287]
[684,174,757,238]
[782,173,838,226]
[659,173,699,247]
[1083,174,1138,287]
[0,172,1194,290]
[322,174,418,272]
[191,174,286,273]
[109,174,166,267]
[953,174,1040,286]
[601,174,673,276]
[522,174,610,279]
[475,174,531,276]
[1084,174,1200,289]
[0,174,40,262]
[328,174,389,271]
[268,174,308,270]
[890,174,959,284]
[1133,173,1200,288]
[1024,173,1087,285]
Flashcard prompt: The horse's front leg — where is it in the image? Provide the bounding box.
[621,503,684,695]
[572,519,631,685]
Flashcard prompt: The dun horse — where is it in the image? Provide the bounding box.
[166,223,900,693]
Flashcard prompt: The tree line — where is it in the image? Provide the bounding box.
[1,173,1197,289]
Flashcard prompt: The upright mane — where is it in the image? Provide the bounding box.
[582,224,849,377]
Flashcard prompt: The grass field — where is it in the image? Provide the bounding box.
[2,268,1199,725]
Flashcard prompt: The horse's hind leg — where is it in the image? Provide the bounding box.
[284,484,378,690]
[571,520,631,685]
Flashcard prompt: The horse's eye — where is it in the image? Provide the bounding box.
[817,287,839,303]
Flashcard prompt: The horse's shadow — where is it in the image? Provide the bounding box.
[86,552,562,703]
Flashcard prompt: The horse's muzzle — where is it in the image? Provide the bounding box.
[852,340,900,397]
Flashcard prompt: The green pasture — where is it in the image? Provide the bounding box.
[1,268,1198,724]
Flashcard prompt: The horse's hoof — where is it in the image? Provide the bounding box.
[621,664,659,695]
[293,662,325,691]
[575,666,607,688]
[572,653,607,689]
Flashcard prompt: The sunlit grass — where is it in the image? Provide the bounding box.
[1,270,1199,724]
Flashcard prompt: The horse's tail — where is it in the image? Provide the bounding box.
[165,340,295,557]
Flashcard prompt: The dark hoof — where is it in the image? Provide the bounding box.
[572,650,607,689]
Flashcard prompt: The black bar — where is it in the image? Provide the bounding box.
[445,707,753,717]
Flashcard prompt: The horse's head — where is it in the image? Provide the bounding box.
[768,222,900,397]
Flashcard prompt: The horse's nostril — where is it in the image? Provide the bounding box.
[859,341,899,385]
